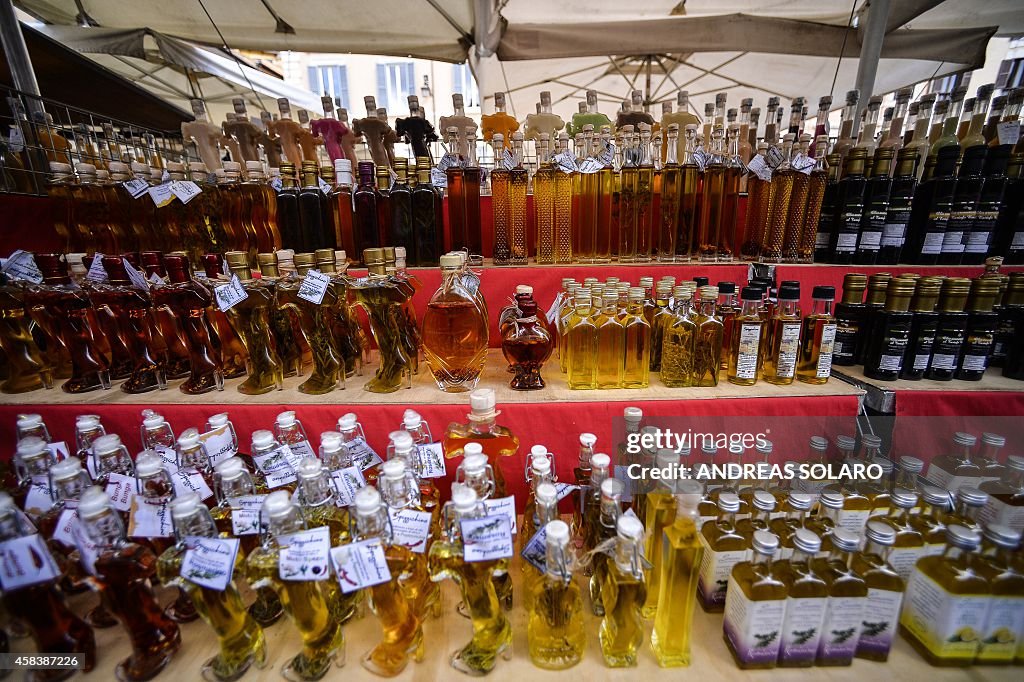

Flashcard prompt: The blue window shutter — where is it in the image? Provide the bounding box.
[404,63,415,95]
[336,66,349,110]
[377,63,387,108]
[307,66,320,94]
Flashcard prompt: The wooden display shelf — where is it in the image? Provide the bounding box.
[17,555,1018,682]
[832,366,1024,415]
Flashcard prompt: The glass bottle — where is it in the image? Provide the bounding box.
[327,159,356,259]
[526,518,586,669]
[855,147,894,264]
[727,286,765,386]
[772,528,828,667]
[721,124,744,260]
[832,90,860,162]
[656,285,694,387]
[908,485,953,555]
[957,276,999,381]
[349,248,414,392]
[796,285,837,384]
[275,163,302,252]
[876,146,919,264]
[943,487,989,533]
[351,161,379,260]
[0,276,53,393]
[553,132,575,264]
[869,490,924,583]
[698,493,747,612]
[222,252,284,394]
[532,133,556,264]
[810,528,867,666]
[762,284,801,385]
[964,146,1010,264]
[692,286,724,387]
[506,133,529,265]
[157,493,266,680]
[490,134,513,265]
[421,254,488,392]
[596,515,647,668]
[863,278,915,380]
[412,157,443,265]
[696,126,727,261]
[501,298,553,390]
[827,147,868,264]
[442,388,519,497]
[812,152,842,262]
[276,253,344,394]
[926,277,970,381]
[588,477,624,617]
[428,485,513,675]
[445,126,470,253]
[850,521,905,662]
[256,253,307,380]
[481,91,519,148]
[973,524,1024,664]
[760,133,796,262]
[978,454,1024,529]
[962,85,994,150]
[899,524,989,666]
[941,145,987,264]
[462,132,483,258]
[722,530,787,669]
[76,486,181,680]
[906,145,960,263]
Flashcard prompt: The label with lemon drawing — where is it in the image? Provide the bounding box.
[900,571,989,661]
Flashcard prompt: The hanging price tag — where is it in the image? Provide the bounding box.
[125,264,150,291]
[297,269,331,305]
[50,509,78,548]
[127,498,174,538]
[330,539,391,593]
[482,496,517,534]
[578,157,603,174]
[181,536,239,590]
[199,426,236,467]
[317,177,332,195]
[214,274,248,312]
[430,167,448,187]
[599,141,615,166]
[0,250,42,284]
[553,151,578,173]
[8,126,25,154]
[501,148,516,170]
[692,148,710,172]
[330,466,366,507]
[148,183,175,208]
[24,479,55,517]
[86,253,107,282]
[170,180,202,205]
[72,518,99,576]
[461,515,514,562]
[747,155,772,182]
[148,272,164,285]
[279,526,331,581]
[229,495,267,535]
[387,508,432,553]
[344,437,383,471]
[0,534,61,591]
[120,178,149,198]
[172,469,214,501]
[252,444,299,489]
[791,153,816,174]
[46,441,69,462]
[161,169,171,183]
[153,445,179,472]
[765,145,785,169]
[416,442,447,479]
[520,525,548,573]
[105,472,137,512]
[554,482,579,503]
[438,153,460,171]
[997,121,1021,146]
[269,176,283,192]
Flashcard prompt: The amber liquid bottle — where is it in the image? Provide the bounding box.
[533,134,556,264]
[796,285,837,385]
[490,135,512,264]
[597,129,617,262]
[718,124,742,261]
[741,143,770,260]
[763,284,802,385]
[509,134,529,264]
[762,134,796,262]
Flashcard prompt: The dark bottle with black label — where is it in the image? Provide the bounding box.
[992,271,1024,367]
[827,148,868,264]
[864,277,915,381]
[939,145,987,265]
[878,147,919,265]
[276,162,302,252]
[832,273,867,367]
[957,277,1000,381]
[925,277,971,381]
[990,151,1023,264]
[814,153,842,262]
[963,145,1010,264]
[298,161,331,251]
[856,273,891,366]
[854,148,894,265]
[900,277,942,380]
[905,145,960,264]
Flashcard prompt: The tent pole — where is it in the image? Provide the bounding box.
[0,0,44,117]
[853,0,891,103]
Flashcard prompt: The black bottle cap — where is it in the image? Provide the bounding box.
[781,280,800,289]
[984,144,1011,176]
[717,281,736,294]
[812,285,836,300]
[779,285,800,301]
[959,145,987,176]
[935,145,960,177]
[741,286,761,301]
[693,276,709,287]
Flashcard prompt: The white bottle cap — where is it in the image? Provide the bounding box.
[515,285,533,295]
[50,457,83,483]
[92,434,122,455]
[382,459,407,481]
[76,414,101,430]
[215,456,245,481]
[579,433,597,447]
[78,486,112,519]
[338,413,358,431]
[251,430,275,450]
[143,413,166,430]
[170,492,202,521]
[462,453,487,474]
[591,453,610,470]
[623,407,643,422]
[295,456,322,479]
[262,490,294,519]
[546,519,570,545]
[355,486,382,515]
[452,485,478,512]
[536,482,557,506]
[177,428,200,449]
[207,412,229,428]
[135,451,164,478]
[276,411,297,428]
[391,431,414,453]
[617,515,644,540]
[16,413,43,430]
[601,477,623,498]
[320,431,342,453]
[532,457,551,476]
[402,410,422,429]
[15,436,48,459]
[469,388,496,413]
[656,448,680,468]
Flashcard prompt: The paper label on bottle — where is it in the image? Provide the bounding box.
[931,352,956,371]
[599,141,615,166]
[171,469,214,501]
[329,466,366,507]
[252,444,299,488]
[148,272,164,285]
[45,441,69,462]
[792,153,816,174]
[692,148,709,171]
[901,571,988,660]
[723,576,786,664]
[438,153,460,171]
[964,221,995,253]
[330,539,391,593]
[127,498,174,538]
[817,595,866,661]
[23,478,55,517]
[0,534,61,591]
[122,178,150,198]
[0,250,43,284]
[297,269,331,305]
[8,126,24,154]
[461,515,513,562]
[169,180,202,204]
[922,231,945,254]
[978,495,1024,531]
[86,253,107,282]
[553,151,578,174]
[835,508,869,533]
[835,232,858,253]
[925,466,979,496]
[269,176,283,192]
[501,149,516,170]
[887,546,925,582]
[882,216,909,247]
[278,526,331,581]
[430,167,447,187]
[765,145,785,169]
[316,177,332,195]
[997,121,1021,146]
[199,426,236,467]
[148,183,175,208]
[779,595,828,664]
[977,595,1024,661]
[555,482,579,503]
[736,324,761,379]
[579,157,603,174]
[124,263,150,291]
[153,445,179,472]
[746,154,772,182]
[229,496,267,535]
[387,508,432,553]
[344,437,383,471]
[51,508,79,548]
[775,323,801,378]
[214,274,248,312]
[181,536,239,591]
[858,229,882,251]
[71,518,99,576]
[697,547,747,607]
[816,323,837,378]
[961,354,987,372]
[482,496,517,534]
[856,588,904,658]
[521,525,548,573]
[416,442,446,479]
[941,226,966,254]
[104,472,137,512]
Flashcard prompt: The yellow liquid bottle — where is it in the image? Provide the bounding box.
[804,491,843,555]
[246,491,345,681]
[509,133,529,264]
[428,486,512,675]
[533,135,556,264]
[599,515,648,667]
[908,486,955,555]
[566,295,598,389]
[822,459,873,535]
[660,286,697,387]
[943,487,988,534]
[580,452,612,564]
[775,528,829,667]
[635,125,656,262]
[974,524,1024,665]
[553,132,575,263]
[522,482,559,612]
[651,480,704,666]
[851,521,906,662]
[762,286,802,385]
[727,287,765,386]
[490,135,512,265]
[692,286,724,387]
[697,127,727,261]
[455,449,513,610]
[869,490,925,583]
[594,292,625,389]
[979,454,1024,529]
[698,493,748,612]
[617,125,640,262]
[158,494,267,681]
[622,287,652,388]
[811,529,867,666]
[768,492,814,560]
[641,451,683,619]
[736,491,777,549]
[796,285,838,384]
[527,520,586,669]
[589,477,624,617]
[900,525,989,666]
[723,530,788,669]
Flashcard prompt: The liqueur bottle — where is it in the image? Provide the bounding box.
[854,147,894,264]
[442,388,519,497]
[692,286,724,386]
[501,298,553,390]
[868,491,924,583]
[864,278,915,380]
[596,127,619,263]
[298,161,332,251]
[533,133,556,264]
[926,277,970,381]
[660,286,697,388]
[276,163,303,251]
[849,522,906,662]
[503,133,529,264]
[762,283,801,385]
[553,132,575,264]
[490,134,513,265]
[77,486,181,680]
[593,515,648,669]
[906,145,960,263]
[412,157,443,265]
[157,493,267,680]
[722,531,787,669]
[958,276,999,380]
[727,286,765,386]
[973,524,1024,664]
[964,145,1010,263]
[481,92,519,147]
[696,126,728,261]
[311,96,349,162]
[395,96,436,161]
[428,486,513,675]
[526,519,585,669]
[352,161,380,259]
[761,133,797,262]
[421,254,488,392]
[941,145,987,264]
[276,253,344,394]
[827,148,868,264]
[811,528,867,666]
[0,276,52,393]
[327,159,356,259]
[349,249,413,393]
[219,252,284,394]
[796,286,837,385]
[255,254,307,380]
[462,132,484,258]
[565,293,598,389]
[877,147,919,264]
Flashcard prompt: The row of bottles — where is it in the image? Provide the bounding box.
[832,265,1024,382]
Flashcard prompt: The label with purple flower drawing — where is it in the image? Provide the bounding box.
[778,595,827,664]
[723,576,786,664]
[279,526,331,581]
[856,588,903,659]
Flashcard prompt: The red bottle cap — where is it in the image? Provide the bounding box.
[163,255,192,284]
[200,254,223,278]
[140,251,166,277]
[34,253,71,285]
[101,256,131,285]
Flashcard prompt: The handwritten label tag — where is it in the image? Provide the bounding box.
[747,154,772,182]
[148,272,164,285]
[438,153,460,171]
[599,141,615,166]
[214,274,248,312]
[330,466,366,507]
[0,534,61,590]
[521,525,548,573]
[483,496,517,534]
[24,479,55,516]
[692,148,709,171]
[229,495,267,535]
[279,526,331,581]
[417,442,447,479]
[287,439,317,461]
[72,519,99,575]
[501,148,516,170]
[125,264,150,291]
[181,536,239,590]
[297,269,331,305]
[253,445,299,489]
[343,437,383,471]
[553,151,578,173]
[105,472,137,512]
[86,253,107,282]
[792,153,816,174]
[387,508,432,553]
[997,121,1021,146]
[170,180,202,205]
[461,515,514,562]
[199,426,236,467]
[555,482,579,503]
[122,178,150,198]
[172,470,214,501]
[148,183,175,208]
[429,167,448,188]
[765,145,785,169]
[127,498,173,538]
[51,508,79,547]
[0,250,42,284]
[579,157,603,174]
[330,539,391,593]
[151,445,178,473]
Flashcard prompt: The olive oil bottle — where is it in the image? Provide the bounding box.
[641,450,682,618]
[804,491,843,556]
[727,286,766,386]
[762,283,801,385]
[812,529,867,666]
[589,478,624,617]
[723,531,787,669]
[599,515,648,667]
[974,524,1024,664]
[698,493,747,612]
[527,520,586,669]
[869,490,925,582]
[775,529,828,667]
[851,521,906,662]
[795,286,837,384]
[909,485,955,555]
[736,491,777,548]
[769,492,814,560]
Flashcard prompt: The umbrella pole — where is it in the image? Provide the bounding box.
[853,0,891,105]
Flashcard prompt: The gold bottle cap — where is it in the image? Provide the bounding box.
[872,147,895,176]
[938,277,971,313]
[840,273,868,304]
[224,251,251,281]
[1004,272,1024,307]
[865,273,891,305]
[844,147,868,175]
[257,252,280,278]
[363,247,384,264]
[884,279,914,312]
[279,162,296,173]
[320,166,335,182]
[314,249,336,273]
[381,246,397,263]
[895,146,918,176]
[415,156,431,170]
[966,277,1000,313]
[293,252,315,275]
[301,160,318,170]
[910,277,942,313]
